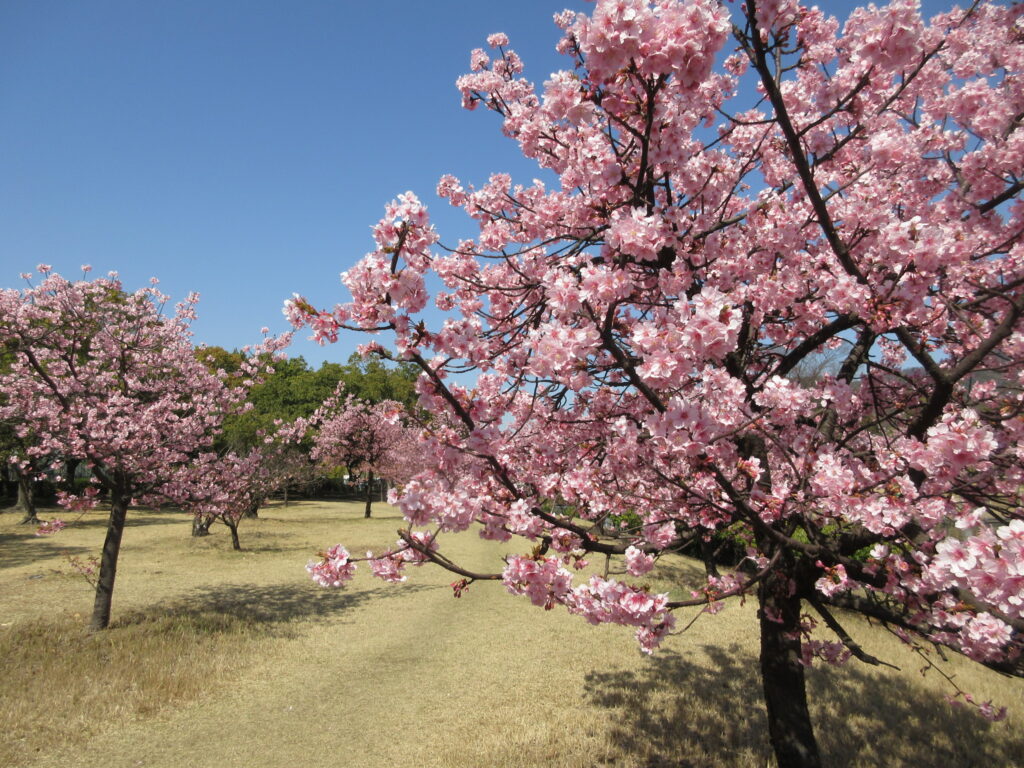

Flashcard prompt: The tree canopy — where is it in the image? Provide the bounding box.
[198,350,418,452]
[0,269,277,629]
[289,2,1024,765]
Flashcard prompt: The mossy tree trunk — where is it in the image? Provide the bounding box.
[192,514,213,537]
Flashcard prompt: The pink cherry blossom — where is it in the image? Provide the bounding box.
[625,545,656,576]
[307,544,357,588]
[288,1,1024,761]
[34,518,66,536]
[1,271,277,628]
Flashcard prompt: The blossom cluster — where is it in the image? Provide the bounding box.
[307,545,357,588]
[289,0,1024,699]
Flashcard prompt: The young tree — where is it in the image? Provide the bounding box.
[289,1,1023,765]
[176,449,269,550]
[177,416,317,546]
[268,442,320,506]
[0,268,278,629]
[311,393,423,517]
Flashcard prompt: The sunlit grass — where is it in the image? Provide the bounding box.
[1,501,1022,767]
[0,610,265,767]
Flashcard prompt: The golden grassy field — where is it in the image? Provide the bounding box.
[1,500,1022,768]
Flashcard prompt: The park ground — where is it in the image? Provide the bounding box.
[1,501,1022,768]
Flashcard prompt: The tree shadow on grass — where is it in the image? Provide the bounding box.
[0,510,183,570]
[583,643,1023,768]
[9,506,186,526]
[208,529,309,555]
[0,533,94,570]
[262,502,407,523]
[128,510,191,525]
[119,580,440,635]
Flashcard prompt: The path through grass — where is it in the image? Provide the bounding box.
[1,501,1022,767]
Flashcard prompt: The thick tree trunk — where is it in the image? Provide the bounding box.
[192,514,212,537]
[283,484,289,507]
[758,566,821,768]
[15,470,38,525]
[226,519,241,551]
[364,470,374,518]
[243,498,259,519]
[699,537,721,578]
[89,489,129,631]
[63,458,81,492]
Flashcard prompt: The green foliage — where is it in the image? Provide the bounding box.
[338,353,419,407]
[250,357,342,422]
[202,349,420,452]
[219,355,344,451]
[196,346,247,377]
[606,509,642,533]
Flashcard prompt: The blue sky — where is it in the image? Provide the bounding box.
[0,0,964,367]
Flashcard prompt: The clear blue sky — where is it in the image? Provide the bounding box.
[0,0,963,367]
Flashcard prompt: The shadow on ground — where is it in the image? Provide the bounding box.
[5,507,186,527]
[0,510,185,569]
[203,528,308,554]
[0,533,94,570]
[119,580,440,633]
[583,643,1022,768]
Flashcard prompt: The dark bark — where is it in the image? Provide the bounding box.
[15,469,38,525]
[283,484,289,507]
[758,564,821,768]
[364,470,374,518]
[89,488,129,631]
[63,458,81,492]
[226,518,241,551]
[192,514,212,537]
[243,498,259,519]
[699,537,721,578]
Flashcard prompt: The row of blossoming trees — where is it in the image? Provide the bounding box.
[288,1,1024,766]
[0,268,422,627]
[3,0,1023,764]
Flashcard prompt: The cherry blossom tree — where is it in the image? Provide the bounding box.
[288,1,1024,765]
[310,392,424,517]
[265,441,320,507]
[0,346,55,524]
[0,268,279,630]
[176,449,269,550]
[177,418,316,546]
[1,422,45,524]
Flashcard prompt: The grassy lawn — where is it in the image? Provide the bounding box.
[1,500,1022,767]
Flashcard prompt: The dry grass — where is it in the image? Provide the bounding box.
[1,501,1022,768]
[0,610,263,766]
